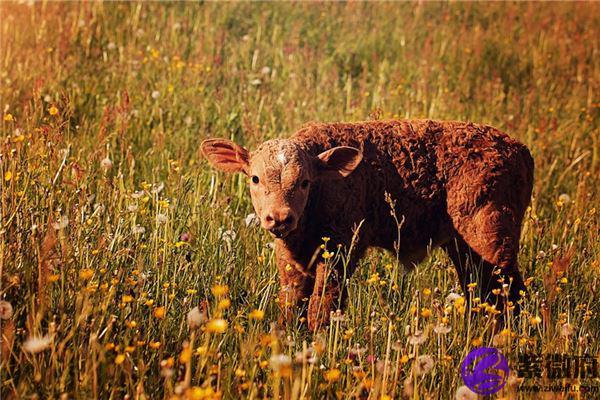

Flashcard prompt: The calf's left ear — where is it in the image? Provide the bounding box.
[316,146,363,179]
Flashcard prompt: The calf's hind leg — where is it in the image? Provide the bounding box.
[444,201,527,318]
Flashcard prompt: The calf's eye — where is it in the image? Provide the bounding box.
[251,176,260,184]
[301,179,310,189]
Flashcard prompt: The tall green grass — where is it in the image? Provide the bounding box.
[1,2,598,399]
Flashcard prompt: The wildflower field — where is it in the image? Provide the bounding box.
[1,2,599,399]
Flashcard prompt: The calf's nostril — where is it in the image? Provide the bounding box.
[265,214,274,223]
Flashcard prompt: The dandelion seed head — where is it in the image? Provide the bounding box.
[434,323,451,334]
[408,329,428,345]
[52,215,69,230]
[269,354,291,372]
[558,193,571,204]
[455,385,477,400]
[0,301,13,320]
[402,377,414,398]
[560,322,574,337]
[23,335,52,353]
[414,354,434,376]
[100,157,113,170]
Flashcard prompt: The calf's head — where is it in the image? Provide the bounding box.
[201,138,362,238]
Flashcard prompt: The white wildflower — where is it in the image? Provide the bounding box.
[0,301,13,320]
[132,225,145,235]
[294,347,317,364]
[100,157,112,170]
[455,385,477,400]
[52,215,69,230]
[260,66,271,75]
[107,42,116,50]
[250,78,262,86]
[187,306,204,329]
[245,213,259,227]
[434,323,451,334]
[151,90,160,99]
[150,182,164,194]
[446,293,461,303]
[131,190,145,199]
[331,309,345,322]
[220,229,237,245]
[558,193,571,204]
[537,250,546,258]
[156,214,168,224]
[408,329,428,345]
[23,335,52,354]
[560,323,574,337]
[269,354,291,372]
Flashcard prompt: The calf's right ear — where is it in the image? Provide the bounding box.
[201,138,249,174]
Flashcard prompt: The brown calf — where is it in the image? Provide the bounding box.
[202,119,534,331]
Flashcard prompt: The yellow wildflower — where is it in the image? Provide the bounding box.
[206,318,228,333]
[211,284,229,297]
[149,341,161,349]
[217,298,231,310]
[324,368,341,383]
[79,268,94,280]
[180,347,192,363]
[153,306,166,319]
[249,309,265,320]
[530,316,542,325]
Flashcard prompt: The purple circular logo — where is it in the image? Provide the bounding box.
[461,347,509,395]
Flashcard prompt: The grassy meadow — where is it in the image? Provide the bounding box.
[1,2,599,399]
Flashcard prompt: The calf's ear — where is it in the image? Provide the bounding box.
[316,146,363,179]
[201,138,249,174]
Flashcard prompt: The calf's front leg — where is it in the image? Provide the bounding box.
[275,250,315,327]
[307,261,346,331]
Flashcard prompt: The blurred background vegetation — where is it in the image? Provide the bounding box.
[1,2,598,399]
